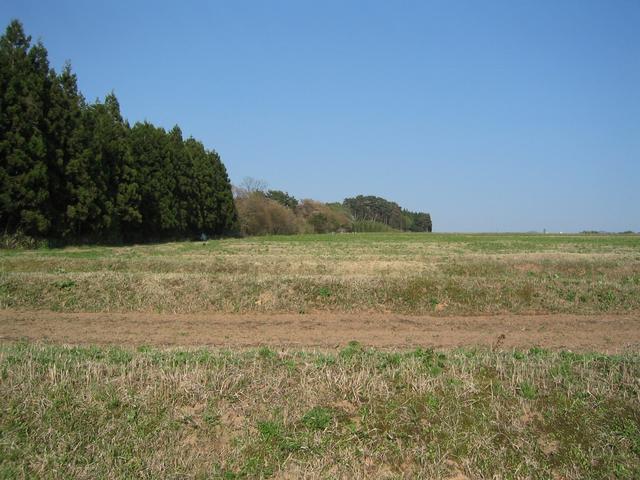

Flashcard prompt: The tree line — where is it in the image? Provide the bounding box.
[343,195,432,232]
[0,20,236,243]
[235,181,432,236]
[1,20,432,244]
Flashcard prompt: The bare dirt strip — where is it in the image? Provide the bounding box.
[1,309,639,352]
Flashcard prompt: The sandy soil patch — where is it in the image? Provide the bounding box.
[0,309,638,352]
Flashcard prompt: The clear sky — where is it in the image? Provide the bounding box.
[2,1,639,232]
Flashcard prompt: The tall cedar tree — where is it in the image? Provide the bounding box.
[129,122,171,237]
[44,63,85,238]
[0,21,50,235]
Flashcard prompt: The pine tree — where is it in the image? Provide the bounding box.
[44,63,86,238]
[167,125,191,235]
[79,93,139,240]
[0,20,50,235]
[130,122,176,238]
[185,139,224,234]
[209,150,237,233]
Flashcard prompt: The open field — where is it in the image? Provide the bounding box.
[1,233,639,478]
[1,343,639,479]
[1,233,640,315]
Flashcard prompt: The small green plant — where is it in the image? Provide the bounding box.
[203,408,221,426]
[256,419,302,454]
[107,347,133,365]
[528,347,547,357]
[597,290,616,307]
[301,407,333,430]
[518,381,537,400]
[318,286,332,298]
[257,420,282,441]
[411,348,446,374]
[513,351,526,360]
[424,394,439,410]
[314,354,336,367]
[339,340,364,359]
[377,352,402,369]
[54,279,76,289]
[258,346,277,360]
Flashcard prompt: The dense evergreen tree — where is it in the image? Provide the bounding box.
[79,94,133,239]
[402,210,432,232]
[343,195,432,232]
[63,102,107,239]
[167,125,191,234]
[0,20,237,243]
[44,63,85,238]
[343,195,404,229]
[187,139,237,234]
[265,190,298,209]
[0,20,50,235]
[202,148,237,233]
[129,122,175,237]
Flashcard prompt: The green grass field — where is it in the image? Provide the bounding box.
[1,343,639,479]
[1,233,639,314]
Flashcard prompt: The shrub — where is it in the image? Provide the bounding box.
[297,200,351,233]
[0,230,46,249]
[235,192,300,236]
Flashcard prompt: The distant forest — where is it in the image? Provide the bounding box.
[232,183,432,236]
[0,20,431,244]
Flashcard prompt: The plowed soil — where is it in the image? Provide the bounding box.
[1,309,638,352]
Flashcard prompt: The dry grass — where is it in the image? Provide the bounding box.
[2,234,638,479]
[1,233,639,314]
[1,342,638,479]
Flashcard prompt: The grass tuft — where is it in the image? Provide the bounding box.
[301,406,333,430]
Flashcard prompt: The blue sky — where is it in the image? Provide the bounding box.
[2,0,639,232]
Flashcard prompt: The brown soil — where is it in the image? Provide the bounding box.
[0,309,638,352]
